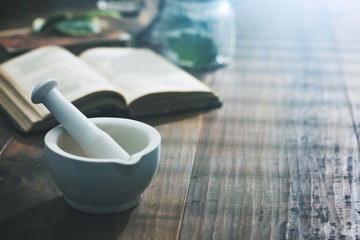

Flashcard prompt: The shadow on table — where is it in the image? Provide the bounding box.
[0,196,134,240]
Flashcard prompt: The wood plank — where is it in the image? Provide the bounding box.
[335,1,360,238]
[180,0,360,238]
[0,113,17,150]
[0,129,62,223]
[115,114,204,239]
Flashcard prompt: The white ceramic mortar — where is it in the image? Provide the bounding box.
[44,117,161,214]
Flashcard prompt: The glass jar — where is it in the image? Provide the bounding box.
[159,0,236,69]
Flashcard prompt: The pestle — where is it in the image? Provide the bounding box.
[31,79,130,160]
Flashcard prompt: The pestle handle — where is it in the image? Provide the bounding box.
[32,79,130,160]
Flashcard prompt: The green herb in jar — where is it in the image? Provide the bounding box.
[167,28,218,68]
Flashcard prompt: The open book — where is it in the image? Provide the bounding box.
[0,45,221,133]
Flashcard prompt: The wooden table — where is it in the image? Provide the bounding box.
[2,0,360,239]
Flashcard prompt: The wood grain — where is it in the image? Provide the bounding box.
[180,1,360,239]
[2,0,360,239]
[118,114,204,239]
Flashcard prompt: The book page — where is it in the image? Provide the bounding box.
[79,48,212,104]
[0,45,116,116]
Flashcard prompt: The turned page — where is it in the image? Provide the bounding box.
[79,47,213,105]
[0,45,116,117]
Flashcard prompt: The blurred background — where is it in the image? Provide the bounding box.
[0,0,97,30]
[0,0,163,36]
